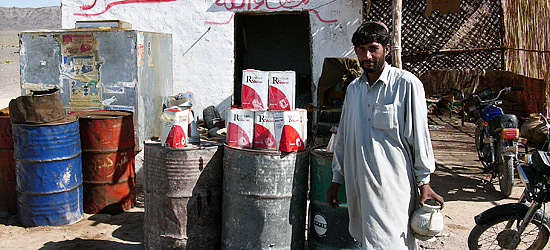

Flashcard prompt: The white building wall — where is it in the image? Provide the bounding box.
[61,0,362,117]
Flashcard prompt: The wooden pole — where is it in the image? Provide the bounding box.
[392,0,403,69]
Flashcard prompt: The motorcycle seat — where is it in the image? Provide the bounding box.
[488,114,518,134]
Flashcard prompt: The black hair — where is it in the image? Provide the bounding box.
[351,22,391,47]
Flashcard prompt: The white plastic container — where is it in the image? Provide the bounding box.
[268,71,295,111]
[242,69,269,110]
[227,108,255,148]
[254,111,277,150]
[160,107,190,148]
[274,110,306,152]
[297,108,308,149]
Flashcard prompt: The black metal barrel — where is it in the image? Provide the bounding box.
[143,141,224,249]
[222,145,309,250]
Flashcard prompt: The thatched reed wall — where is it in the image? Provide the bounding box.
[502,0,550,81]
[502,0,550,116]
[364,0,504,76]
[363,0,550,116]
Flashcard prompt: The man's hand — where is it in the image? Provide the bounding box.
[327,182,341,209]
[419,184,444,209]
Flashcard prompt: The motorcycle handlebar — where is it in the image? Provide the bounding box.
[460,86,523,103]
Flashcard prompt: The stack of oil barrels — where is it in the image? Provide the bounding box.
[4,88,136,226]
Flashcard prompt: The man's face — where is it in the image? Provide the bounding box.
[354,42,390,73]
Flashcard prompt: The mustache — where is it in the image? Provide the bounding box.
[361,60,374,64]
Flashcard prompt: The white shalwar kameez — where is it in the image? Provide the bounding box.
[332,62,435,250]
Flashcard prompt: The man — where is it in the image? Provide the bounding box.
[326,21,444,249]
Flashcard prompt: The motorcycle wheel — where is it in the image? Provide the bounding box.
[468,214,549,250]
[498,155,514,197]
[475,124,490,169]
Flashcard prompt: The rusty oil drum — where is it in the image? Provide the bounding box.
[76,110,136,214]
[0,116,16,216]
[143,140,224,250]
[222,145,309,250]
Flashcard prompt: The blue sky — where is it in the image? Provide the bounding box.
[0,0,61,8]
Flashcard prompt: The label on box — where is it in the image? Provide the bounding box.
[242,69,269,110]
[274,110,305,152]
[160,107,190,148]
[268,71,296,111]
[254,111,277,150]
[227,109,254,148]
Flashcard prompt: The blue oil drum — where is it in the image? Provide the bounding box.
[309,146,362,249]
[12,116,83,226]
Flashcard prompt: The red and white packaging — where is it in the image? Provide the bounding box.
[242,69,269,110]
[297,108,308,148]
[160,107,190,148]
[274,110,307,152]
[254,111,277,150]
[227,108,254,148]
[268,71,296,111]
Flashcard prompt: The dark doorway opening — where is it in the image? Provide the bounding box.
[234,12,312,108]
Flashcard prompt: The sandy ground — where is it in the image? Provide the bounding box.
[1,31,550,250]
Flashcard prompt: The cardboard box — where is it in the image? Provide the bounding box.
[274,110,306,152]
[242,69,269,110]
[227,108,254,148]
[268,71,296,111]
[254,111,277,150]
[160,107,190,148]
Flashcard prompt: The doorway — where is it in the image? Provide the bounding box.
[234,12,312,108]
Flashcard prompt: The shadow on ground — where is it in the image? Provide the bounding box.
[39,238,142,250]
[428,114,520,203]
[86,186,145,243]
[87,210,144,243]
[430,162,515,203]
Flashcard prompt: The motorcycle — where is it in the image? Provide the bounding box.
[461,86,524,196]
[467,113,550,250]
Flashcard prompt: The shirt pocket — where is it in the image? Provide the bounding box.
[372,103,395,130]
